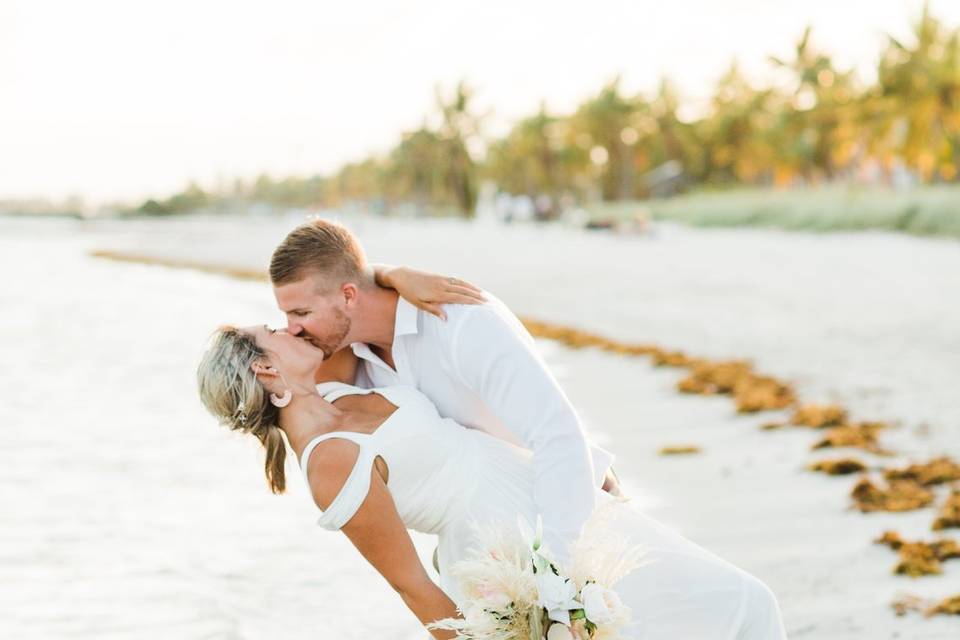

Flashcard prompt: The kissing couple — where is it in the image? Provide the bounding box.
[197,219,788,639]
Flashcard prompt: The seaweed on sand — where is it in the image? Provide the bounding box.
[933,491,960,531]
[806,458,867,475]
[790,404,848,428]
[873,531,960,576]
[891,594,926,616]
[759,421,787,431]
[658,445,702,455]
[894,542,942,576]
[676,360,752,395]
[874,530,906,550]
[651,349,696,367]
[812,422,890,454]
[883,457,960,486]
[732,375,796,413]
[850,477,934,512]
[926,595,960,617]
[669,358,794,411]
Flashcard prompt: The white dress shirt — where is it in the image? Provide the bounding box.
[350,292,614,556]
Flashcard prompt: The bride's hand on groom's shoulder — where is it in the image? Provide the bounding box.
[373,264,486,321]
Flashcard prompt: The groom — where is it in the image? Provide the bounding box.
[268,218,617,558]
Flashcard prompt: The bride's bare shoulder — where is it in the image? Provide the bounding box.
[304,437,363,510]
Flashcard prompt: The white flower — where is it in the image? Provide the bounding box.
[580,583,626,626]
[546,622,574,640]
[536,570,581,625]
[518,515,544,552]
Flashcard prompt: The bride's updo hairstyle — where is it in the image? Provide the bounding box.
[197,326,287,494]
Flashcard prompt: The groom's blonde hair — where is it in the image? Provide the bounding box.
[269,219,368,290]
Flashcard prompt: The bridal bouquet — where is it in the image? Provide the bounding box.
[430,502,647,640]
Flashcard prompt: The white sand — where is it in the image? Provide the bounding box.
[2,213,958,638]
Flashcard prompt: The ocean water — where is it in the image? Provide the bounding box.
[0,218,430,639]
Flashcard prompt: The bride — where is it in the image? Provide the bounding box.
[197,324,788,639]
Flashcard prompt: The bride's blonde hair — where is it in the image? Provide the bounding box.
[197,326,287,494]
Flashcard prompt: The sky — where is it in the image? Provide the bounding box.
[2,0,959,205]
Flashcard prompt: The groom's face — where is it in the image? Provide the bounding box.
[273,273,353,359]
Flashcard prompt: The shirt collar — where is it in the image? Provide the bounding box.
[394,296,420,338]
[348,297,419,364]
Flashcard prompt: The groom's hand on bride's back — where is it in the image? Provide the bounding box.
[373,264,485,321]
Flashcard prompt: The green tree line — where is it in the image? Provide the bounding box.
[137,5,960,217]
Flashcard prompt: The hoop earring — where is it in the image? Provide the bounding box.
[270,389,292,408]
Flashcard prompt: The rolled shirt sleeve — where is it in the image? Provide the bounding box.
[448,302,598,558]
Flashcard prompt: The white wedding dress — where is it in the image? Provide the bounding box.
[300,382,788,639]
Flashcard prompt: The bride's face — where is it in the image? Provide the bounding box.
[241,325,327,383]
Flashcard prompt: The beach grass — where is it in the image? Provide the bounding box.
[587,185,960,238]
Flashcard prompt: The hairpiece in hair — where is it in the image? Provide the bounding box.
[234,401,248,425]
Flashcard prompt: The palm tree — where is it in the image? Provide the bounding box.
[873,1,960,181]
[768,26,860,183]
[436,81,483,216]
[386,125,448,210]
[485,103,585,199]
[697,62,778,184]
[569,77,639,200]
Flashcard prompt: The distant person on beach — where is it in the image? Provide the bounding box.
[195,218,788,638]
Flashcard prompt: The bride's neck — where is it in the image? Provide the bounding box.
[278,384,344,457]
